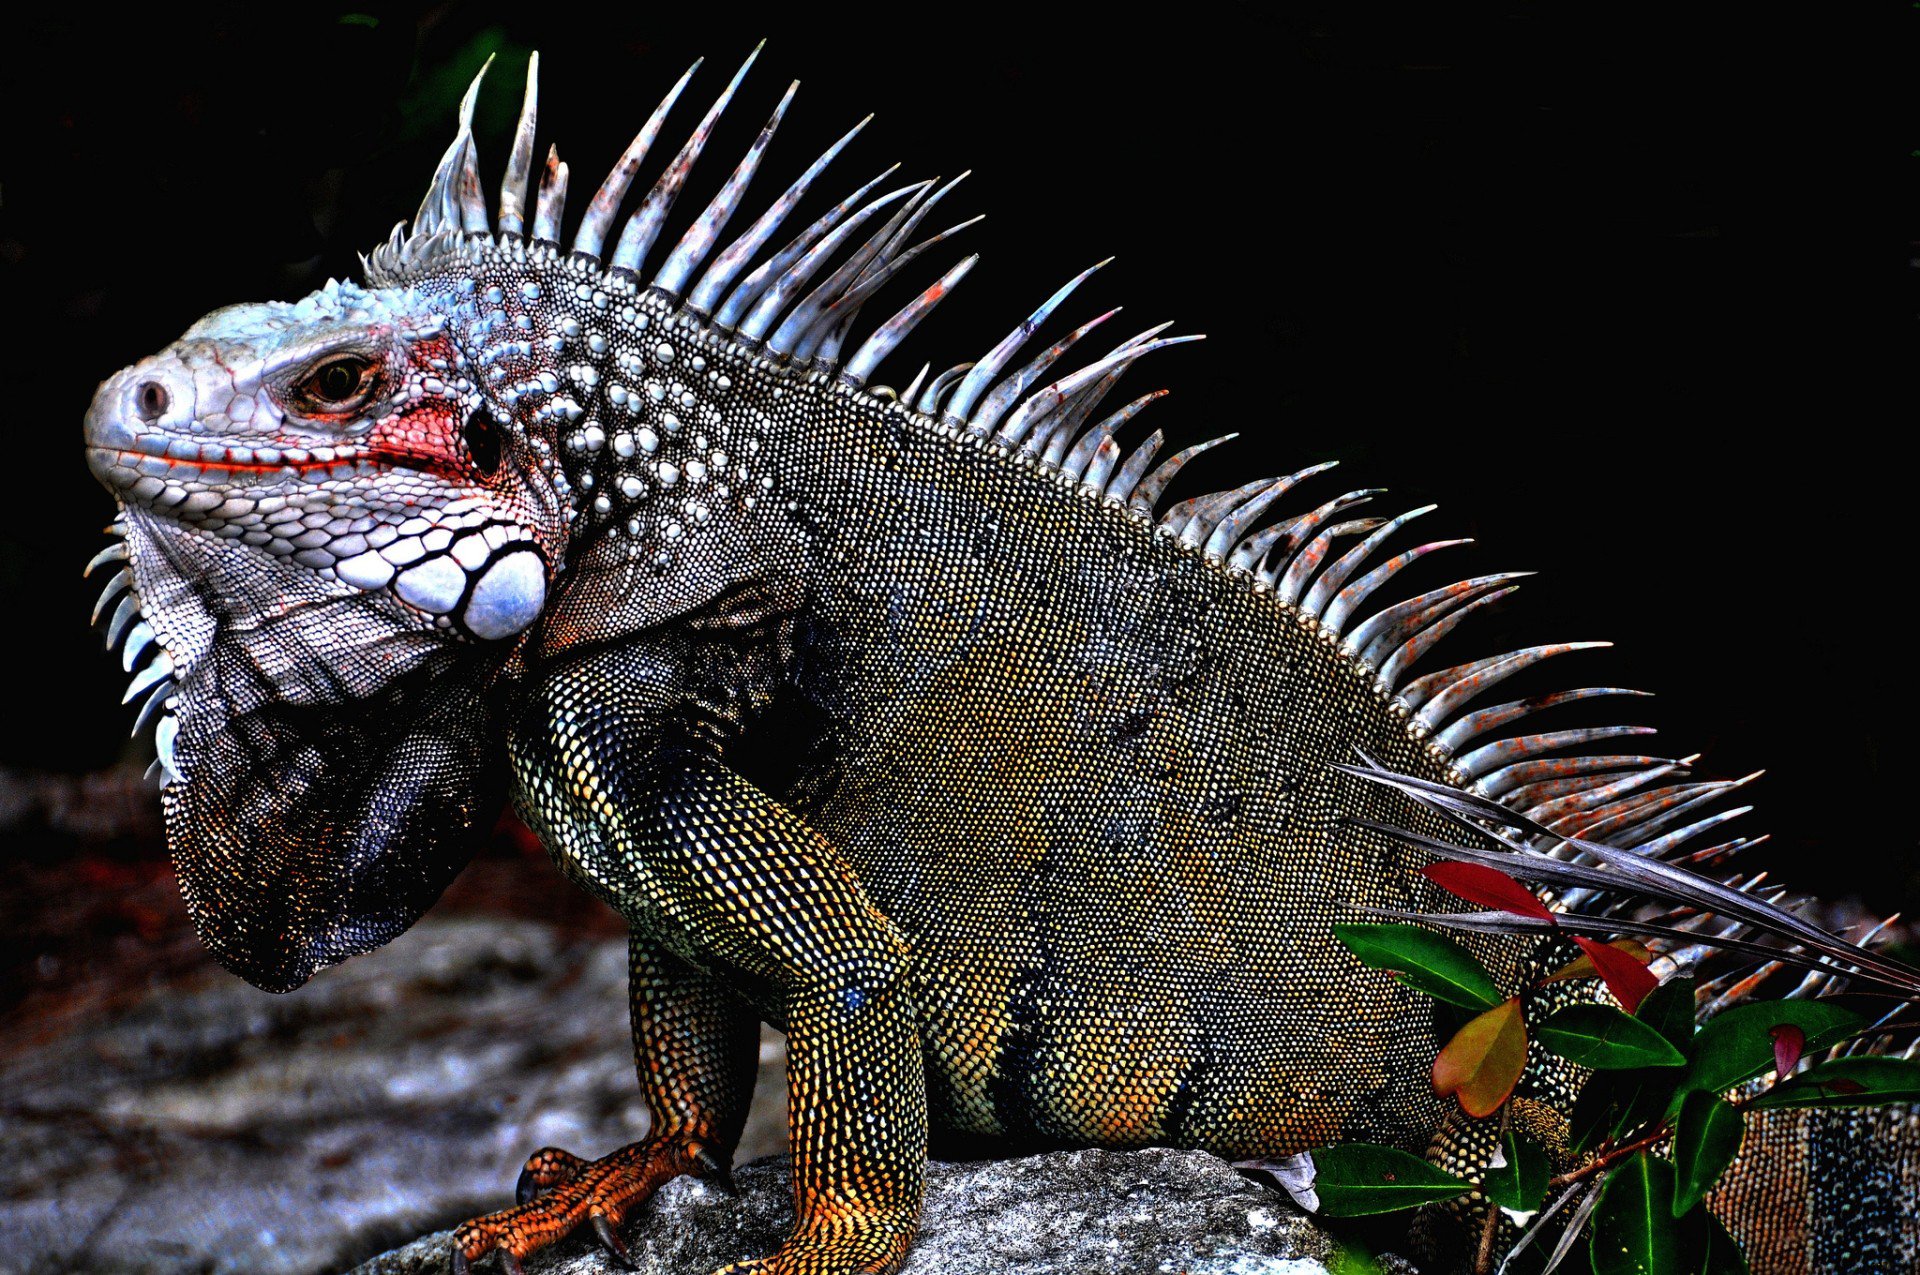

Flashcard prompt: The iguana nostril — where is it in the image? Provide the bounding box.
[134,381,170,423]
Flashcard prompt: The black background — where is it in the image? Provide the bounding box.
[2,5,1906,909]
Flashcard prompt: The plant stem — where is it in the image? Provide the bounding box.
[1473,1104,1512,1274]
[1544,1124,1670,1192]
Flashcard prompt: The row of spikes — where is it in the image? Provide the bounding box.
[1355,734,1912,1041]
[386,47,1227,502]
[913,311,1688,815]
[367,44,1771,889]
[376,46,1004,389]
[893,278,1594,786]
[896,287,1786,939]
[944,332,1791,903]
[84,530,180,785]
[217,43,1788,887]
[380,31,1792,943]
[892,267,1772,882]
[1651,899,1915,1063]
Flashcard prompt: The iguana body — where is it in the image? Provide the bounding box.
[78,49,1911,1273]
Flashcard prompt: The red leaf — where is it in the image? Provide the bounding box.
[1543,938,1654,985]
[1570,935,1659,1013]
[1432,997,1529,1118]
[1770,1024,1806,1078]
[1420,862,1555,922]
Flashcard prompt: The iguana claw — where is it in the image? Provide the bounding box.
[450,1247,523,1275]
[692,1144,737,1194]
[591,1214,637,1269]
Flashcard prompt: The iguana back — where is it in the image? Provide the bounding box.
[641,348,1496,1155]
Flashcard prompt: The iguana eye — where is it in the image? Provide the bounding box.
[294,354,378,412]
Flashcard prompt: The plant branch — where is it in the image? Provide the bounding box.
[1545,1124,1670,1192]
[1473,1104,1512,1274]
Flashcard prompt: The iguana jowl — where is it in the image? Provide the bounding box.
[79,47,1914,1274]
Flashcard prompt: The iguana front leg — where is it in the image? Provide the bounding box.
[636,760,928,1275]
[452,937,760,1272]
[473,654,929,1274]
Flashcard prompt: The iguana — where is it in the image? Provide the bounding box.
[77,48,1914,1274]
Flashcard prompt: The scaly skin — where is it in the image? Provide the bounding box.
[80,50,1915,1274]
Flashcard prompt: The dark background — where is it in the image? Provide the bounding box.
[1,4,1905,911]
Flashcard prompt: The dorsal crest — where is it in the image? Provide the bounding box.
[350,47,1860,993]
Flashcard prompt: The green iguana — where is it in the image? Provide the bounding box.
[78,47,1916,1274]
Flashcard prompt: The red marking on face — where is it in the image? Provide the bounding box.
[363,332,483,480]
[367,400,468,476]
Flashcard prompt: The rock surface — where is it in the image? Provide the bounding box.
[2,849,1406,1275]
[0,901,785,1275]
[356,1146,1408,1275]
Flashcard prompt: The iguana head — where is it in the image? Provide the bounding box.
[80,47,997,990]
[82,241,566,993]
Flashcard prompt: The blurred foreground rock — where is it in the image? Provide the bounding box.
[356,1146,1402,1275]
[0,870,786,1275]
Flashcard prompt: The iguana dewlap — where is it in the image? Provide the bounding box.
[79,47,1912,1275]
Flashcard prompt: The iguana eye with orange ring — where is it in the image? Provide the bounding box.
[292,353,379,413]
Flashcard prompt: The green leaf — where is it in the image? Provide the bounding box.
[1672,1091,1744,1216]
[1699,1206,1751,1274]
[1482,1126,1549,1214]
[1635,975,1697,1052]
[1749,1056,1920,1109]
[1311,1142,1474,1216]
[1332,923,1504,1011]
[1569,1070,1626,1153]
[1673,1000,1864,1109]
[1589,1153,1684,1275]
[1538,1004,1687,1070]
[1599,976,1699,1142]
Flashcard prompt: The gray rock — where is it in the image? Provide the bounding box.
[0,914,786,1275]
[355,1146,1412,1275]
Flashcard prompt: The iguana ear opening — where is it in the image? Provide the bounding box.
[165,649,503,993]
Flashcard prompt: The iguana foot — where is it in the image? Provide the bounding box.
[451,1133,726,1273]
[711,1211,915,1275]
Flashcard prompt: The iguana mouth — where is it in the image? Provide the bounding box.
[88,442,375,483]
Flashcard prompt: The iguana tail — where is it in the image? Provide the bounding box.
[1716,1076,1920,1273]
